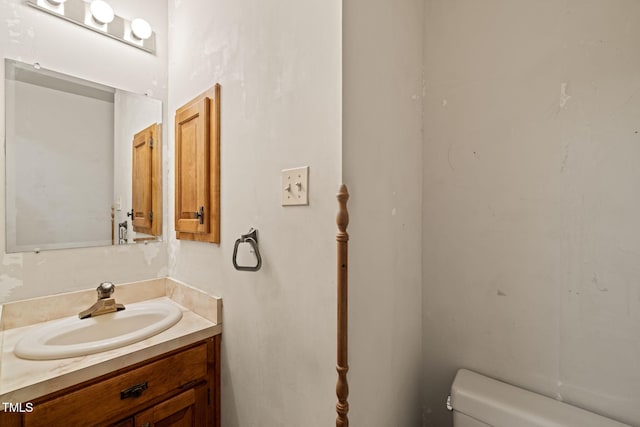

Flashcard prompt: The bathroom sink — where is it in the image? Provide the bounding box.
[14,300,183,360]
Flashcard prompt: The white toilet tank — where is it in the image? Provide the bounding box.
[449,369,630,427]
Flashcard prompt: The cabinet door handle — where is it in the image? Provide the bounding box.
[194,206,205,224]
[120,381,148,400]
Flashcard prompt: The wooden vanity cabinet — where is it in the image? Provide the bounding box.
[174,84,221,244]
[0,336,220,427]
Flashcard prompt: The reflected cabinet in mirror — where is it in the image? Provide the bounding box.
[4,59,163,253]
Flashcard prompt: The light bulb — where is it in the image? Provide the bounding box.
[90,0,114,25]
[131,18,152,40]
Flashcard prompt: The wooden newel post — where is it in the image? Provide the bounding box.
[336,184,350,427]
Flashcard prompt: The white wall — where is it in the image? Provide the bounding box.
[0,0,168,302]
[167,1,341,426]
[343,0,424,426]
[422,1,640,425]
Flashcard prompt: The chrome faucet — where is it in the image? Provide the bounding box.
[78,282,126,319]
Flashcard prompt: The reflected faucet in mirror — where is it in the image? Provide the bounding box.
[4,59,163,253]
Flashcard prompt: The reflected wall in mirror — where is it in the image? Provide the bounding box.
[5,59,163,253]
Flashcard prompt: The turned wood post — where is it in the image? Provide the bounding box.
[336,184,350,427]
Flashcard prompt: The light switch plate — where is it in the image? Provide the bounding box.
[281,166,309,206]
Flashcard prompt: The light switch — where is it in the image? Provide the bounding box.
[281,166,309,206]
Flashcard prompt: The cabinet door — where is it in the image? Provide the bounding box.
[132,125,153,231]
[134,389,195,427]
[131,123,162,237]
[175,98,210,234]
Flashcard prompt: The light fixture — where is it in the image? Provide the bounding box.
[90,0,114,25]
[26,0,156,54]
[131,18,152,40]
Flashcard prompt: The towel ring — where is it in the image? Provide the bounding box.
[232,228,262,271]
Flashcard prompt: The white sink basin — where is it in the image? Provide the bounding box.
[14,300,183,360]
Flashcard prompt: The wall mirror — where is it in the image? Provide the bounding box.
[5,59,163,253]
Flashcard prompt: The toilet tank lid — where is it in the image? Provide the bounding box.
[450,369,630,427]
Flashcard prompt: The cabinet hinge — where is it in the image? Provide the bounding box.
[149,211,153,221]
[149,136,154,148]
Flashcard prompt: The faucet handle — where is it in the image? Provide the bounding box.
[97,282,115,299]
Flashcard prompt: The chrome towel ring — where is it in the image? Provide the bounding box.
[232,228,262,271]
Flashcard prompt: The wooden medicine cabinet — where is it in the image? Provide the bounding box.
[131,123,162,238]
[174,84,221,243]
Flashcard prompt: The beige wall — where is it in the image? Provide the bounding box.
[343,0,424,425]
[423,1,640,425]
[167,1,341,425]
[0,0,168,302]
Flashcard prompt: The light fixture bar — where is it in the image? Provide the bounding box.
[26,0,156,55]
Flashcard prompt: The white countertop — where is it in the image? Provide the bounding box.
[0,278,222,403]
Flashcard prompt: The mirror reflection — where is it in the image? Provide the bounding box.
[5,59,162,253]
